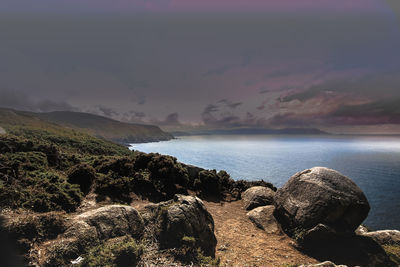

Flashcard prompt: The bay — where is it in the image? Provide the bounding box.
[130,135,400,230]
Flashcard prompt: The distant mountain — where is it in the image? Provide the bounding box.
[0,108,173,144]
[35,111,173,144]
[172,127,329,136]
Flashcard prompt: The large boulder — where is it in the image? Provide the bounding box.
[274,167,370,242]
[144,194,217,257]
[246,205,279,234]
[242,186,275,210]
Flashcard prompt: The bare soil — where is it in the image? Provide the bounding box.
[204,199,319,267]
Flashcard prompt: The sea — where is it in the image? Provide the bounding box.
[130,135,400,230]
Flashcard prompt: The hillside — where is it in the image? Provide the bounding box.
[34,111,173,144]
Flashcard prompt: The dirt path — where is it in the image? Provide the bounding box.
[204,200,319,267]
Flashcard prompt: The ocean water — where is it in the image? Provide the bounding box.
[130,135,400,230]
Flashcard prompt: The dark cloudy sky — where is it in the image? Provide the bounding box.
[1,0,400,133]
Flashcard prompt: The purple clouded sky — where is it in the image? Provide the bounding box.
[0,0,390,13]
[1,0,400,133]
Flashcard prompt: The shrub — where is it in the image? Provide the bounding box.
[0,171,83,213]
[67,164,96,194]
[146,154,189,197]
[95,173,134,203]
[195,170,221,196]
[82,236,143,267]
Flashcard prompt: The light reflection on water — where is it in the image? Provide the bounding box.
[130,135,400,230]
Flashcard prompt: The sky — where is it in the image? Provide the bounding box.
[1,0,400,133]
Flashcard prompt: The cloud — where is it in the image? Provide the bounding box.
[150,112,182,126]
[163,112,181,125]
[0,90,76,112]
[327,98,400,125]
[217,99,243,109]
[202,65,232,77]
[96,105,120,118]
[120,110,147,123]
[259,87,269,94]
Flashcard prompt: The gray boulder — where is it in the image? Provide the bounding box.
[274,167,370,241]
[242,186,275,210]
[246,205,279,234]
[145,194,217,256]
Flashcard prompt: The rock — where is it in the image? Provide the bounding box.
[146,194,217,257]
[274,167,370,241]
[0,126,5,134]
[299,261,347,267]
[246,205,279,234]
[300,234,397,267]
[44,205,144,266]
[242,186,275,210]
[360,230,400,246]
[355,225,369,235]
[75,205,144,240]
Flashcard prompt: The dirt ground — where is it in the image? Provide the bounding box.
[204,200,319,267]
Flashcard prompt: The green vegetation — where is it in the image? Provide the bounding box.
[0,107,277,266]
[169,235,219,266]
[196,248,220,267]
[81,236,144,267]
[4,211,67,252]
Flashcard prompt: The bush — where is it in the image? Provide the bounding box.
[195,170,221,196]
[95,172,135,203]
[82,236,143,267]
[67,164,96,194]
[0,171,83,213]
[146,154,189,197]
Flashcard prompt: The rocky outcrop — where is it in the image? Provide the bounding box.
[246,205,279,234]
[274,167,370,242]
[144,194,217,257]
[242,186,275,210]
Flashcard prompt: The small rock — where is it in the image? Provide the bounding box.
[246,205,279,234]
[71,256,84,265]
[355,225,369,235]
[242,186,275,210]
[360,230,400,246]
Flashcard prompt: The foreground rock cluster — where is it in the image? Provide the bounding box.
[2,166,399,266]
[242,167,399,267]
